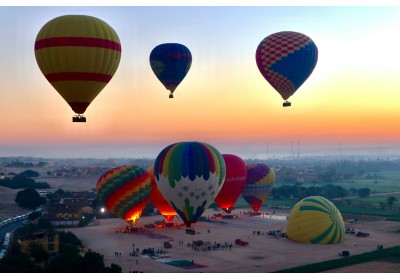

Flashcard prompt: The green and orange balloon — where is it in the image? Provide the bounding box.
[96,165,152,226]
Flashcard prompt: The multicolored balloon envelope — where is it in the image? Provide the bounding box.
[286,196,345,244]
[149,43,192,98]
[214,154,247,214]
[96,165,152,226]
[34,15,122,122]
[255,31,318,106]
[154,142,226,227]
[241,163,275,212]
[147,164,177,222]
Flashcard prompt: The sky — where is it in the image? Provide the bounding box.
[1,2,400,159]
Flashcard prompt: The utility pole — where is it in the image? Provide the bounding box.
[297,140,300,159]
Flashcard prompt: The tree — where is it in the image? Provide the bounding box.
[28,211,42,221]
[19,170,40,178]
[386,196,397,209]
[357,188,370,198]
[47,254,83,273]
[28,242,48,264]
[38,218,53,230]
[59,231,82,254]
[350,187,358,196]
[15,188,46,209]
[80,252,106,273]
[106,263,122,273]
[0,174,50,189]
[0,253,36,273]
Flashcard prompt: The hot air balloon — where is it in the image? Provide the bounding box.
[154,142,226,227]
[241,163,275,213]
[147,164,177,222]
[286,196,345,244]
[96,165,151,226]
[255,31,318,107]
[214,154,247,214]
[34,15,122,122]
[149,43,192,98]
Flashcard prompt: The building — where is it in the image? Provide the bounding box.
[18,230,60,255]
[45,196,92,227]
[18,230,60,267]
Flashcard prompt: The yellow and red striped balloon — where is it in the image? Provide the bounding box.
[34,15,121,116]
[96,165,151,226]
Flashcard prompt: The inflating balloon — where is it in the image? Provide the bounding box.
[154,142,226,227]
[96,165,151,226]
[147,164,177,222]
[255,31,318,107]
[35,15,122,122]
[241,163,275,212]
[286,196,345,244]
[149,43,192,98]
[214,154,247,214]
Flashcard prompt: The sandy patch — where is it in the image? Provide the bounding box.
[64,209,400,273]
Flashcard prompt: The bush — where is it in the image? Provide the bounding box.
[15,188,46,209]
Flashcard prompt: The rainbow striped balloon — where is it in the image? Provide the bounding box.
[35,15,121,115]
[154,142,226,227]
[96,165,151,226]
[286,196,345,244]
[241,163,275,212]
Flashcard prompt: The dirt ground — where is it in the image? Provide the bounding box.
[65,209,400,273]
[0,187,29,220]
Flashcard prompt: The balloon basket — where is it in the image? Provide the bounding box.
[72,115,86,122]
[283,101,291,107]
[169,93,174,98]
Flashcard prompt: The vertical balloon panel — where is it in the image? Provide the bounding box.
[147,164,177,222]
[154,142,226,227]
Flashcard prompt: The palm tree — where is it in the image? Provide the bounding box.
[386,196,397,209]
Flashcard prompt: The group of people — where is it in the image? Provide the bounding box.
[188,240,234,251]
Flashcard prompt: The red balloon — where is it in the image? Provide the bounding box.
[147,165,177,222]
[214,154,247,214]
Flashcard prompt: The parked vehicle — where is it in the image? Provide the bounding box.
[163,241,172,249]
[339,250,350,257]
[235,239,249,246]
[349,218,358,223]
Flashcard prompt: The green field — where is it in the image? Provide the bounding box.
[233,195,400,219]
[230,170,400,218]
[339,170,400,193]
[276,246,400,273]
